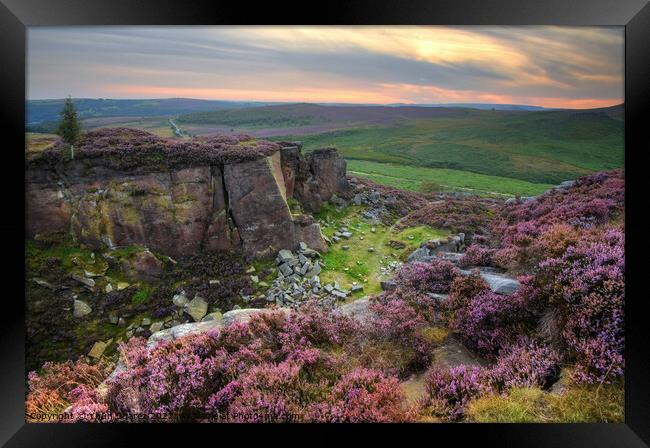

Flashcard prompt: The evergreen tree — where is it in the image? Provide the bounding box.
[57,97,81,156]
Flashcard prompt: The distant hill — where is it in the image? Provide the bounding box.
[386,103,554,111]
[26,98,283,124]
[176,103,504,129]
[225,103,623,186]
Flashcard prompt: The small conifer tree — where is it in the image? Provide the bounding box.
[56,96,81,158]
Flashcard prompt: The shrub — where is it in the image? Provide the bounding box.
[487,338,561,390]
[459,244,495,268]
[493,223,582,272]
[62,306,409,422]
[537,228,625,384]
[26,359,114,422]
[306,368,409,422]
[399,196,502,235]
[396,260,460,295]
[32,128,281,171]
[365,297,436,375]
[445,272,490,328]
[492,170,624,272]
[421,365,491,420]
[450,290,531,358]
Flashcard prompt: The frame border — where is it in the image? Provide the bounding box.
[2,0,648,445]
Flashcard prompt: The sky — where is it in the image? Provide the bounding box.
[27,26,624,109]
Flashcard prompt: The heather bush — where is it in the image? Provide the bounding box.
[493,170,624,271]
[354,177,430,218]
[449,289,531,357]
[421,338,560,421]
[365,297,436,375]
[459,244,495,268]
[306,368,410,422]
[32,128,281,171]
[421,365,492,420]
[493,223,583,272]
[66,306,411,422]
[537,228,624,384]
[164,251,255,309]
[445,271,490,326]
[396,260,460,295]
[26,359,114,422]
[399,196,502,235]
[487,338,561,390]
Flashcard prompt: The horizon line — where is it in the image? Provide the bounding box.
[26,96,624,111]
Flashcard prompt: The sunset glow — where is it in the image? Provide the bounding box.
[28,26,624,108]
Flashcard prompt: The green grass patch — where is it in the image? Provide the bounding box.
[131,285,152,305]
[466,381,624,423]
[26,238,95,272]
[317,205,449,295]
[347,159,553,197]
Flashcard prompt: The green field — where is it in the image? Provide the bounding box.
[346,159,553,197]
[270,110,623,185]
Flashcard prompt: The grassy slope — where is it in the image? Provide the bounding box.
[272,110,623,185]
[347,159,553,197]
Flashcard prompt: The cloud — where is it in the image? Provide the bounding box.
[27,26,623,108]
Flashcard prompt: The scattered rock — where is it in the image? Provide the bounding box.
[73,299,92,318]
[88,339,111,359]
[120,249,164,282]
[336,297,371,322]
[380,280,397,291]
[172,292,189,307]
[458,269,520,295]
[149,321,164,333]
[32,278,55,290]
[278,249,294,263]
[184,295,208,322]
[221,308,288,327]
[201,311,223,322]
[71,274,95,289]
[331,289,348,299]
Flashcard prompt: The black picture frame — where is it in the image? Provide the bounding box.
[2,0,648,445]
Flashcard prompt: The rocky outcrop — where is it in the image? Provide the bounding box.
[284,147,351,212]
[26,133,349,259]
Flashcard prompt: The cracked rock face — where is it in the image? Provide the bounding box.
[26,141,348,259]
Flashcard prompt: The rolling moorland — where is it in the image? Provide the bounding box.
[24,99,624,423]
[27,100,624,197]
[25,123,624,423]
